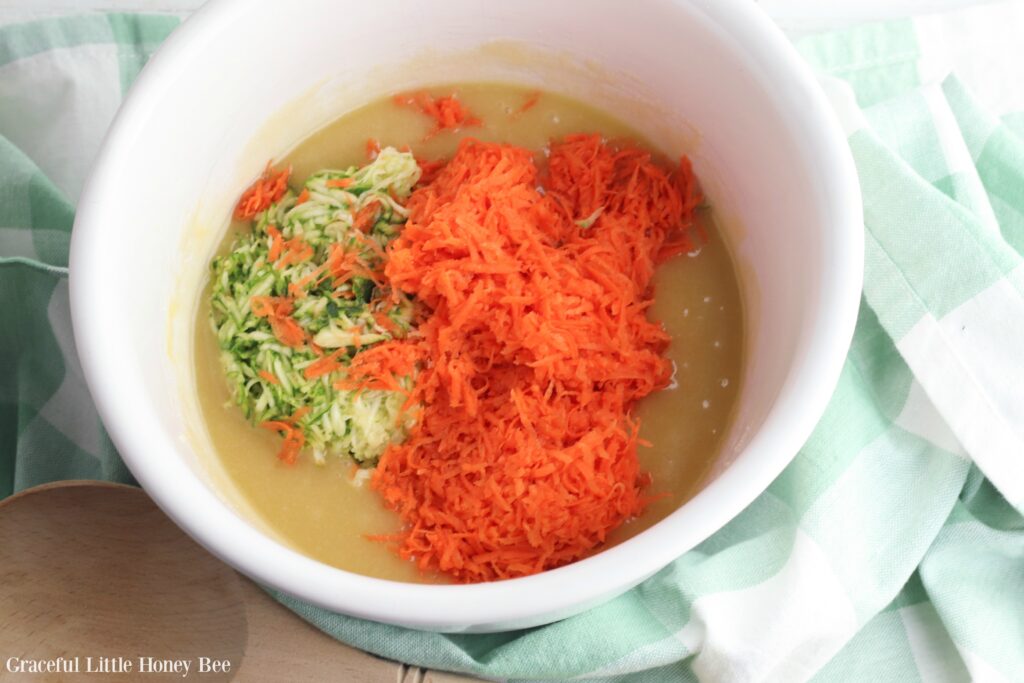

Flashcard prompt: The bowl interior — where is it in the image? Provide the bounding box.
[71,0,861,631]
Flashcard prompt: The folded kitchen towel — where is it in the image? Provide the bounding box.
[0,5,1021,682]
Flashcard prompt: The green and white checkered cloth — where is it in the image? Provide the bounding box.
[1,5,1022,682]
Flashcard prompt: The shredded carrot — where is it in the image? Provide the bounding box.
[250,295,305,347]
[366,137,382,160]
[511,90,541,118]
[269,315,305,348]
[250,296,292,318]
[260,413,305,464]
[373,310,400,335]
[265,225,315,271]
[296,188,310,205]
[304,349,346,380]
[338,340,422,394]
[356,135,701,582]
[267,225,284,262]
[258,370,280,385]
[234,162,291,220]
[275,234,314,269]
[327,177,354,189]
[351,230,387,261]
[393,91,482,140]
[656,156,705,261]
[320,241,384,289]
[352,202,381,233]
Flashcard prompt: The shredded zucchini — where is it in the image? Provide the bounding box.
[209,147,422,464]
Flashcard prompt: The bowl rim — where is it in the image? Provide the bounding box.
[70,0,863,630]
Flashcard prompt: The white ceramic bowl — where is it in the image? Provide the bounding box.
[70,0,862,632]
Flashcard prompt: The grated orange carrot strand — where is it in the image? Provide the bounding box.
[234,162,291,220]
[393,91,482,141]
[356,135,701,582]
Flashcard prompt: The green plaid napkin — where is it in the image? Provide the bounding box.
[2,6,1022,682]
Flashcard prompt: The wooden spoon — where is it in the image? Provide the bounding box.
[0,481,482,682]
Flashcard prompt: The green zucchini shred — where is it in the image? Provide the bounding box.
[209,147,422,465]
